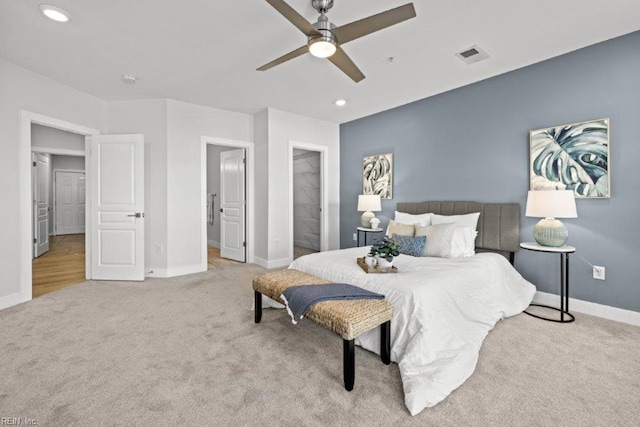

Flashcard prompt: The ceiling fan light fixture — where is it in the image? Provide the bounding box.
[308,38,337,58]
[39,4,71,22]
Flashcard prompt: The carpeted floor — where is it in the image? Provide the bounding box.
[1,263,639,426]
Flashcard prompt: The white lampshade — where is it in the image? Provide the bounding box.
[357,195,381,212]
[526,190,577,218]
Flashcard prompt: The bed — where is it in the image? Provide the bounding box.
[288,201,536,416]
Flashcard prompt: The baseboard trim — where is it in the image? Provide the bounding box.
[146,268,168,278]
[253,256,290,269]
[0,291,28,310]
[207,239,220,249]
[146,264,205,278]
[533,291,640,327]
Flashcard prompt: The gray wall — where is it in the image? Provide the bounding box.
[340,31,640,313]
[206,144,237,246]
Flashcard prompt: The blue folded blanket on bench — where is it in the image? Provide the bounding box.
[280,284,385,324]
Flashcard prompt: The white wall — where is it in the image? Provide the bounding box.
[265,108,340,266]
[253,110,269,263]
[166,99,253,275]
[0,58,105,309]
[106,99,168,275]
[32,123,85,152]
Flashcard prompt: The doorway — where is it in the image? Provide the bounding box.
[30,125,88,297]
[13,111,99,308]
[288,141,329,263]
[201,136,255,271]
[206,144,245,267]
[292,148,321,260]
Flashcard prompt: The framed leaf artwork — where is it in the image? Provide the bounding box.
[530,118,610,198]
[363,153,393,199]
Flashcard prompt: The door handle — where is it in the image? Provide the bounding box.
[219,208,223,213]
[127,213,144,218]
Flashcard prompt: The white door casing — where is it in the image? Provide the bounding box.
[90,135,145,281]
[55,171,86,235]
[32,153,50,257]
[220,149,246,262]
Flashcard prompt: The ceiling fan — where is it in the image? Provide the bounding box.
[257,0,417,83]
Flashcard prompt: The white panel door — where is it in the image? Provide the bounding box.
[32,153,50,257]
[220,149,246,262]
[91,135,144,281]
[55,171,86,235]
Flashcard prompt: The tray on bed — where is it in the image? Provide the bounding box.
[357,257,398,274]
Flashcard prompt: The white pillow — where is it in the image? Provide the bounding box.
[431,212,480,231]
[450,227,478,258]
[385,220,416,238]
[394,211,432,226]
[414,223,456,258]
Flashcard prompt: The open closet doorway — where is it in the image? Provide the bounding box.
[31,124,87,298]
[292,149,322,259]
[288,141,329,262]
[206,144,246,268]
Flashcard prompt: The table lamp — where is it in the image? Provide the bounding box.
[357,195,381,228]
[525,190,577,247]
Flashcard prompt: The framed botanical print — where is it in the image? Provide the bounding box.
[530,118,610,198]
[363,153,393,199]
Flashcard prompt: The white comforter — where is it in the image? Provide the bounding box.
[289,247,536,415]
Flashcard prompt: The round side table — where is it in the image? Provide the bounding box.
[356,227,383,247]
[520,242,576,323]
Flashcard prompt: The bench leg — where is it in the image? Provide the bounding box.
[343,339,355,391]
[254,291,262,324]
[381,321,391,365]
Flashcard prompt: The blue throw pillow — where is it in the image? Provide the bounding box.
[392,234,427,257]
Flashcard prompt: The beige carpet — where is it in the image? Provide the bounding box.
[1,264,639,426]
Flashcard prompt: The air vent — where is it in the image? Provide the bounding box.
[455,45,489,64]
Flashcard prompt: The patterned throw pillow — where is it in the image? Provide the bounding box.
[392,234,427,257]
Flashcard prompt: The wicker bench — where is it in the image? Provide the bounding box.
[252,269,393,391]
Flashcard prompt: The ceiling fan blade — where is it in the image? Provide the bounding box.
[332,3,416,45]
[257,45,309,71]
[265,0,320,37]
[328,46,365,83]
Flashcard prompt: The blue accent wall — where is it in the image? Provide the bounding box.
[340,31,640,312]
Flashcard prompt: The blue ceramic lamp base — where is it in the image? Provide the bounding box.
[533,217,568,247]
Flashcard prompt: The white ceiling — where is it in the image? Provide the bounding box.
[2,0,640,124]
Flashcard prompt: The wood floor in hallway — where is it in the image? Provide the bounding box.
[207,245,240,269]
[33,239,238,298]
[32,234,86,298]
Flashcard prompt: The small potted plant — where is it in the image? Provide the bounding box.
[368,237,400,269]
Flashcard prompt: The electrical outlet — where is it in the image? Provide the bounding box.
[352,233,357,241]
[593,266,605,280]
[154,244,163,254]
[274,239,279,248]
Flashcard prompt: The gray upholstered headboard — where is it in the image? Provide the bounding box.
[396,201,520,256]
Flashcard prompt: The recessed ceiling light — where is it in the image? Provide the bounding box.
[121,75,137,84]
[39,4,71,22]
[335,99,347,107]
